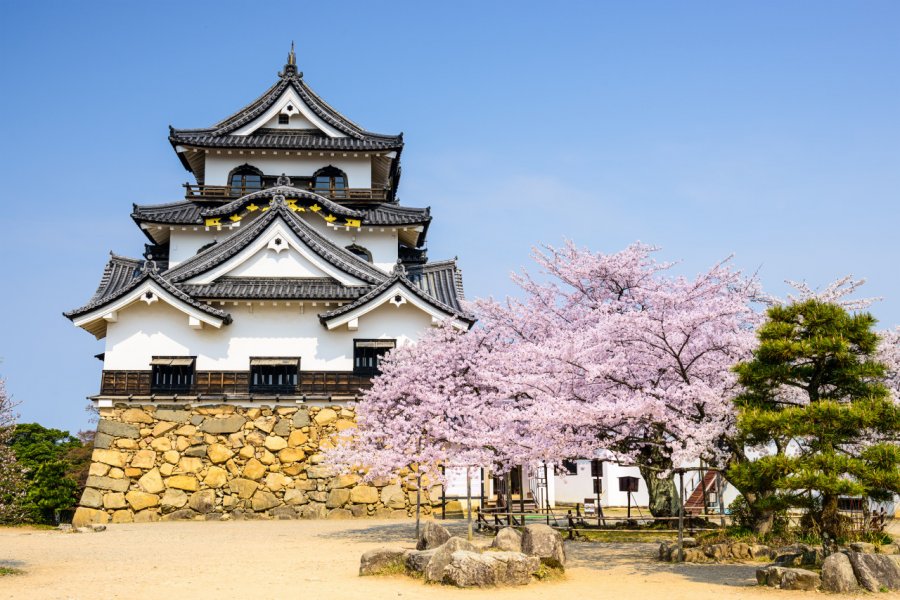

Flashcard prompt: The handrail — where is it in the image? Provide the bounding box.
[183,183,389,202]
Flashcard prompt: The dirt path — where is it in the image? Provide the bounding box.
[0,520,890,599]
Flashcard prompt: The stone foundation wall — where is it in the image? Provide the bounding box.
[73,404,440,526]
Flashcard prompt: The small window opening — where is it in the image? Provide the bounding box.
[345,244,372,262]
[278,114,290,125]
[228,165,263,196]
[561,459,579,476]
[150,357,195,393]
[249,358,299,394]
[312,166,348,199]
[353,339,396,377]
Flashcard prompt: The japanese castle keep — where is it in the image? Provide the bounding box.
[65,49,473,525]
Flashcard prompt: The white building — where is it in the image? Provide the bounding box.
[66,47,474,405]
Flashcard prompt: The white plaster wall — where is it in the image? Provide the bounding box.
[169,229,222,268]
[103,298,433,371]
[227,245,332,278]
[258,112,317,130]
[204,155,372,188]
[554,461,650,507]
[305,217,399,272]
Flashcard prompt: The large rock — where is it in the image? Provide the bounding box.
[263,436,288,451]
[492,527,523,553]
[92,449,127,468]
[138,468,165,494]
[488,551,541,585]
[251,490,280,512]
[125,491,159,511]
[417,520,451,550]
[292,409,310,428]
[521,524,566,568]
[85,475,130,493]
[228,478,259,499]
[406,549,438,575]
[757,566,821,590]
[423,537,476,582]
[851,542,876,554]
[848,552,900,592]
[80,487,103,509]
[130,449,156,469]
[97,419,139,439]
[199,415,247,434]
[359,548,409,576]
[243,458,267,480]
[314,408,337,425]
[206,443,233,464]
[443,551,498,587]
[72,507,110,528]
[166,475,199,492]
[121,408,154,423]
[203,466,228,489]
[349,485,379,504]
[822,552,859,593]
[155,408,191,423]
[160,488,188,511]
[326,488,350,508]
[188,489,217,514]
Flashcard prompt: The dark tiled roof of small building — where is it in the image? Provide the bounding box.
[163,199,387,286]
[89,253,142,304]
[318,264,475,326]
[406,259,466,312]
[179,277,370,300]
[132,199,430,227]
[65,260,231,323]
[201,186,363,219]
[169,69,403,151]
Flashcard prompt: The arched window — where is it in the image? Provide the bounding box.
[228,165,263,196]
[312,166,347,199]
[345,244,372,262]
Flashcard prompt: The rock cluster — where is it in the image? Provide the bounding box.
[659,539,774,563]
[757,544,900,593]
[360,523,566,588]
[73,404,442,526]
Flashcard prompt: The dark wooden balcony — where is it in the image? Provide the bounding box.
[99,370,373,399]
[184,183,389,203]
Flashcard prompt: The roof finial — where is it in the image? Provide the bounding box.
[281,41,301,78]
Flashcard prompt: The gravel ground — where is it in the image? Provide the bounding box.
[0,519,886,599]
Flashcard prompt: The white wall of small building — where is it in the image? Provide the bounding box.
[203,154,372,188]
[102,297,433,371]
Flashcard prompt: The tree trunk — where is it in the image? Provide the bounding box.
[819,493,842,540]
[636,446,679,519]
[415,473,422,541]
[466,467,473,541]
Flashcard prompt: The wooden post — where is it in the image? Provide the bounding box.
[466,466,473,541]
[505,471,512,526]
[441,465,446,521]
[677,470,685,562]
[518,466,525,515]
[544,462,551,525]
[415,472,422,542]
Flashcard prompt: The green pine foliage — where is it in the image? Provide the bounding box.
[728,300,900,541]
[9,423,88,523]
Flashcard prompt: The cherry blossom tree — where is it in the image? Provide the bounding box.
[0,379,26,524]
[477,242,762,517]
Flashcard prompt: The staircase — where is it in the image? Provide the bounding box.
[683,471,719,515]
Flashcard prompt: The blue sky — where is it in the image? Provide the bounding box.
[1,1,898,433]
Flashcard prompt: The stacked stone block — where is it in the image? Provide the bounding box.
[73,404,440,526]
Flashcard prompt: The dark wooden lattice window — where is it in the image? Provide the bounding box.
[249,358,299,394]
[312,165,348,199]
[353,339,396,376]
[228,165,263,196]
[150,357,196,393]
[278,114,290,125]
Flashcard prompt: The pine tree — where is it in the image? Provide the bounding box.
[728,300,900,540]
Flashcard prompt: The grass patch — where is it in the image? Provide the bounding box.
[574,529,679,543]
[0,567,23,576]
[367,561,408,577]
[533,564,565,581]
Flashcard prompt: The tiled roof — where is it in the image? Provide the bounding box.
[406,259,466,312]
[318,264,475,326]
[201,186,363,219]
[169,70,403,151]
[179,278,370,300]
[163,199,387,286]
[89,253,142,303]
[65,259,231,323]
[132,199,430,227]
[169,131,401,151]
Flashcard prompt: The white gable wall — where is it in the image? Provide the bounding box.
[103,299,433,371]
[169,229,222,268]
[204,155,372,188]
